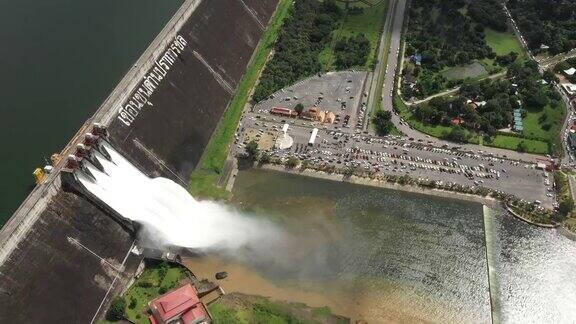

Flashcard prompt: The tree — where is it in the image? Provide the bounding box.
[334,34,371,69]
[286,157,299,168]
[106,297,126,321]
[455,51,470,65]
[372,110,394,136]
[259,152,271,165]
[559,197,574,217]
[495,51,519,66]
[517,141,527,152]
[128,297,137,309]
[554,61,571,73]
[443,126,469,143]
[543,69,557,83]
[524,88,548,110]
[508,0,576,54]
[245,140,259,160]
[468,0,508,31]
[252,0,342,102]
[294,103,304,115]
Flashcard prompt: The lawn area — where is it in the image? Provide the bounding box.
[484,28,525,57]
[122,262,190,324]
[188,0,292,199]
[523,104,565,141]
[320,1,387,70]
[449,24,525,79]
[487,134,549,154]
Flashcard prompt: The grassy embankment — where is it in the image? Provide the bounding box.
[188,0,292,199]
[556,170,576,232]
[209,293,347,324]
[319,1,388,71]
[485,28,526,57]
[486,135,549,153]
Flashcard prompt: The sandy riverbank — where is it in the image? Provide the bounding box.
[183,256,444,323]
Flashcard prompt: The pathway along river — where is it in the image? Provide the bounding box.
[0,0,182,223]
[186,169,576,323]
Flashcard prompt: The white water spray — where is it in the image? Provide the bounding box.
[75,142,278,250]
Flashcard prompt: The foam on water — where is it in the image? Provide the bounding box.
[75,142,276,250]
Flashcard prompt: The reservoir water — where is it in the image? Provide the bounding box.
[187,169,576,323]
[0,0,182,223]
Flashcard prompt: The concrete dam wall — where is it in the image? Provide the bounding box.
[109,0,279,181]
[0,0,279,323]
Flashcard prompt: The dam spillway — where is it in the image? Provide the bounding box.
[0,0,280,322]
[72,141,272,250]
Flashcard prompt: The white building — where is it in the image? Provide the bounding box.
[564,67,576,76]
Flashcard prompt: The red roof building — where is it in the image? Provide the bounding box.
[535,157,555,171]
[451,117,464,126]
[270,107,293,117]
[148,283,211,324]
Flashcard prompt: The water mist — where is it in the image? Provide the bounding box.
[75,142,281,251]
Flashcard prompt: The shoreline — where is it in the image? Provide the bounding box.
[257,164,501,207]
[504,203,557,228]
[237,164,576,239]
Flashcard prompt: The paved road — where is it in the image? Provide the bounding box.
[554,82,575,165]
[364,0,397,128]
[539,49,576,69]
[502,3,535,61]
[380,0,404,115]
[406,71,507,106]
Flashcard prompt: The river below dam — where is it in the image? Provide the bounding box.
[0,0,182,222]
[185,169,576,323]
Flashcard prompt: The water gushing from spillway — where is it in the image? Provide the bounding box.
[75,142,278,250]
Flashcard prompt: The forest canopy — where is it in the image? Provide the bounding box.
[413,60,560,138]
[508,0,576,54]
[252,0,342,103]
[405,0,497,71]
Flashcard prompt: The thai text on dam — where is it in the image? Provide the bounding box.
[117,34,188,127]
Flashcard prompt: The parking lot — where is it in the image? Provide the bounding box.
[234,116,556,208]
[252,71,370,132]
